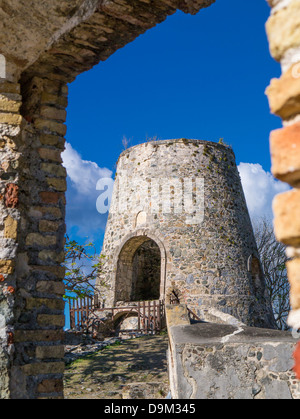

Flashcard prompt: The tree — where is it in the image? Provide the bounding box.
[253,218,290,330]
[63,236,106,301]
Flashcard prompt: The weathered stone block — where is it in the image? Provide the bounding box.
[0,113,23,125]
[39,220,61,233]
[41,163,67,177]
[38,250,65,264]
[168,322,299,399]
[4,215,18,240]
[39,191,64,205]
[38,148,62,163]
[37,378,64,394]
[0,95,21,113]
[35,118,67,136]
[46,177,67,192]
[40,106,67,122]
[287,259,300,310]
[273,189,300,246]
[266,64,300,120]
[0,259,15,275]
[29,206,62,220]
[270,123,300,186]
[26,233,56,247]
[0,81,20,95]
[36,281,65,295]
[266,0,300,61]
[26,297,65,311]
[36,345,65,360]
[37,314,65,327]
[22,361,65,376]
[39,133,65,149]
[41,92,68,108]
[14,330,64,343]
[31,265,65,279]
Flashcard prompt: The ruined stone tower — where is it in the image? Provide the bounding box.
[97,139,275,329]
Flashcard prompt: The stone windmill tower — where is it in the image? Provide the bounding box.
[96,139,275,329]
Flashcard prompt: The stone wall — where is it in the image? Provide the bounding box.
[0,75,67,399]
[265,0,300,345]
[97,139,275,329]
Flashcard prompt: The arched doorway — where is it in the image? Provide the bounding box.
[131,240,161,301]
[115,234,166,303]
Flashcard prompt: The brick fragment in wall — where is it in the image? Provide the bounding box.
[39,191,65,205]
[293,342,300,379]
[270,122,300,186]
[4,183,19,208]
[273,189,300,246]
[266,0,300,61]
[287,259,300,310]
[266,64,300,120]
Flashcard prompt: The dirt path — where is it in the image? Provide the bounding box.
[64,334,169,399]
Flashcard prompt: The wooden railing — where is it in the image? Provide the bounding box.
[69,296,98,331]
[69,297,165,335]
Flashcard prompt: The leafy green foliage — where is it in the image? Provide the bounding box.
[63,236,106,301]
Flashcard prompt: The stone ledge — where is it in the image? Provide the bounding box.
[170,322,296,346]
[168,322,300,399]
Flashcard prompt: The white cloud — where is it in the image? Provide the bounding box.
[238,163,290,222]
[62,142,113,238]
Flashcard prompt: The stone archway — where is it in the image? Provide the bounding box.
[114,232,167,304]
[116,237,161,303]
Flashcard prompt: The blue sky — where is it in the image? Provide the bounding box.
[63,0,288,251]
